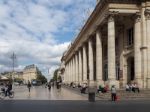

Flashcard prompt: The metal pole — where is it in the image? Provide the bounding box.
[11,52,16,84]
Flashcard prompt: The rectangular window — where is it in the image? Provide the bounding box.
[127,28,134,46]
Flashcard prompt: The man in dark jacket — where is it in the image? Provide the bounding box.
[5,81,12,96]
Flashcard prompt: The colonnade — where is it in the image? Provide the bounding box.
[63,9,150,88]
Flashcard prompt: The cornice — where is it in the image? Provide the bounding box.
[63,0,147,62]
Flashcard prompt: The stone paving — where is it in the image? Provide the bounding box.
[1,85,88,100]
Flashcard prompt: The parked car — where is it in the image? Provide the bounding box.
[31,80,42,86]
[14,82,20,86]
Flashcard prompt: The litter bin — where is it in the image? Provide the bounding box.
[88,92,95,102]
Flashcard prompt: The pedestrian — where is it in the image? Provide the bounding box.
[45,83,48,88]
[126,83,130,92]
[48,82,51,91]
[5,81,12,96]
[111,85,117,101]
[81,83,87,94]
[133,83,140,93]
[27,81,31,93]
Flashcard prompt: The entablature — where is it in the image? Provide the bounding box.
[63,0,147,64]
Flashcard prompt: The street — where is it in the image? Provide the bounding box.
[0,100,150,112]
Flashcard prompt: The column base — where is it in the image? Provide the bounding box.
[88,80,96,87]
[75,82,79,86]
[146,78,150,89]
[135,78,143,88]
[96,79,104,88]
[108,79,119,89]
[83,80,88,83]
[88,80,97,93]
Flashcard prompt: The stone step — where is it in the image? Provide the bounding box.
[63,85,150,100]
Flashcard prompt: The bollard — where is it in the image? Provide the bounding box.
[88,87,96,102]
[88,92,95,102]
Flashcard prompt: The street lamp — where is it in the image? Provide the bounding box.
[87,66,95,102]
[10,52,16,84]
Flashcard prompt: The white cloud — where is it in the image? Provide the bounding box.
[0,0,95,77]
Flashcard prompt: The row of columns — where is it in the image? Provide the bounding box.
[145,9,150,88]
[64,14,119,87]
[133,9,150,88]
[64,9,150,88]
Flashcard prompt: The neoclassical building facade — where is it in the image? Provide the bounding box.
[23,64,37,84]
[61,0,150,88]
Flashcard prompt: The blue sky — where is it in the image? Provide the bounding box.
[0,0,95,79]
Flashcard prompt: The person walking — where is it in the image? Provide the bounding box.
[27,81,31,93]
[111,85,117,101]
[47,82,51,91]
[5,81,12,96]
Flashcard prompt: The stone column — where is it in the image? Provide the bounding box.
[67,63,69,83]
[72,56,75,82]
[107,15,119,88]
[75,53,79,84]
[141,5,148,88]
[88,38,95,86]
[145,9,150,88]
[74,55,76,83]
[69,61,71,83]
[64,64,66,82]
[68,61,70,83]
[78,49,82,84]
[72,59,74,82]
[65,63,68,83]
[70,58,73,82]
[83,44,87,83]
[134,13,142,88]
[96,30,104,86]
[74,56,76,83]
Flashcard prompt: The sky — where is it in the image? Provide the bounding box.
[0,0,96,80]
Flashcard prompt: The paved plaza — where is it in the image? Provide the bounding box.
[3,85,88,100]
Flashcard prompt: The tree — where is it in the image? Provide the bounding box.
[36,68,47,84]
[53,69,59,81]
[14,78,23,84]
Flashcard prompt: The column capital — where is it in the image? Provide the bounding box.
[78,46,82,51]
[94,24,103,33]
[145,9,150,20]
[96,27,102,34]
[106,11,119,22]
[134,12,141,23]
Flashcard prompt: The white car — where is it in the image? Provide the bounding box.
[14,82,20,86]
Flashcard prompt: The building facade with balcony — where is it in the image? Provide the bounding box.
[62,0,150,89]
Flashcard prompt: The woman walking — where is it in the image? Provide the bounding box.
[27,81,31,93]
[111,85,117,101]
[48,82,51,91]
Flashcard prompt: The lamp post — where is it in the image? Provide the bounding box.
[87,66,95,102]
[10,52,16,84]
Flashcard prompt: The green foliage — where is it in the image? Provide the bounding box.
[53,69,59,81]
[1,72,9,75]
[36,68,47,84]
[14,78,23,82]
[14,78,23,83]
